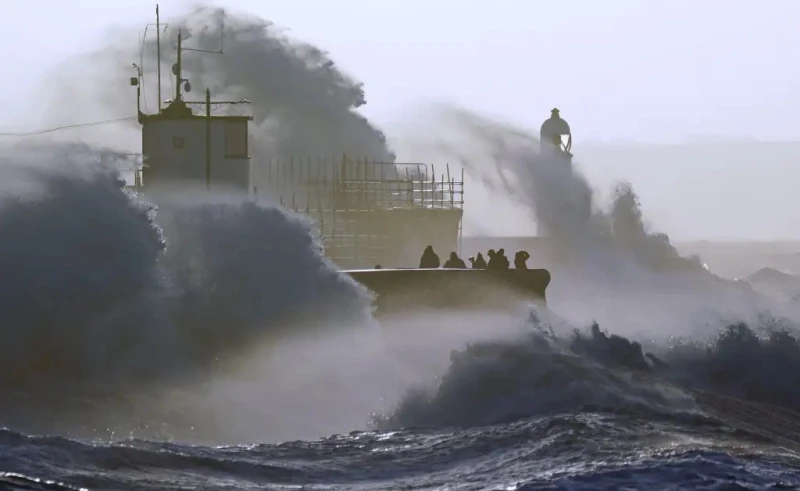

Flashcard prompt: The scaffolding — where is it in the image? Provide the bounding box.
[251,156,465,268]
[251,156,464,210]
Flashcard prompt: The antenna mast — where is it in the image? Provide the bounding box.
[171,10,225,104]
[174,29,184,101]
[156,5,162,112]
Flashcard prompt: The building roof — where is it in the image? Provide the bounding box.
[138,100,253,124]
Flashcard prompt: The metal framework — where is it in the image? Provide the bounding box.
[252,156,465,268]
[252,156,464,210]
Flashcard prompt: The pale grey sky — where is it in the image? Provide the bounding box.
[1,0,799,240]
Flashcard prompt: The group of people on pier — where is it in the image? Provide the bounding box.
[418,246,530,270]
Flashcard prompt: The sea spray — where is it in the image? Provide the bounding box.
[0,145,373,437]
[397,106,777,340]
[42,5,394,161]
[424,106,695,272]
[374,315,695,430]
[0,143,168,387]
[152,190,373,356]
[377,308,800,430]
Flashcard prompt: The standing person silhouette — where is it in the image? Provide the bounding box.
[419,245,440,268]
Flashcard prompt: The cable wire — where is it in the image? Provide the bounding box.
[0,117,137,137]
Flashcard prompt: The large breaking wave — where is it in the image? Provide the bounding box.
[376,309,800,440]
[0,142,372,434]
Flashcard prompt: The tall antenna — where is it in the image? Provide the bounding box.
[171,9,225,103]
[173,29,187,101]
[181,9,225,55]
[156,5,162,112]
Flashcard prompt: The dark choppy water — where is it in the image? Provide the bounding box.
[4,375,800,490]
[2,415,800,490]
[5,316,800,490]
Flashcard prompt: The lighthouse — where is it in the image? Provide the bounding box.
[539,108,572,162]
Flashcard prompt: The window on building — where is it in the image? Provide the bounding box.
[173,136,184,149]
[225,121,248,158]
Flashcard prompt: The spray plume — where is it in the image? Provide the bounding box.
[0,5,420,440]
[391,105,781,339]
[40,5,394,161]
[0,141,375,438]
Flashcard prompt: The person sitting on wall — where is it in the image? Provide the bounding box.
[514,250,530,270]
[471,252,487,269]
[444,251,467,269]
[487,249,501,270]
[491,248,510,269]
[502,249,511,268]
[419,245,440,268]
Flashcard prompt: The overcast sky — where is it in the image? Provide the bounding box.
[1,0,799,240]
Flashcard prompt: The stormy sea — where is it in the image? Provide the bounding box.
[4,6,800,490]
